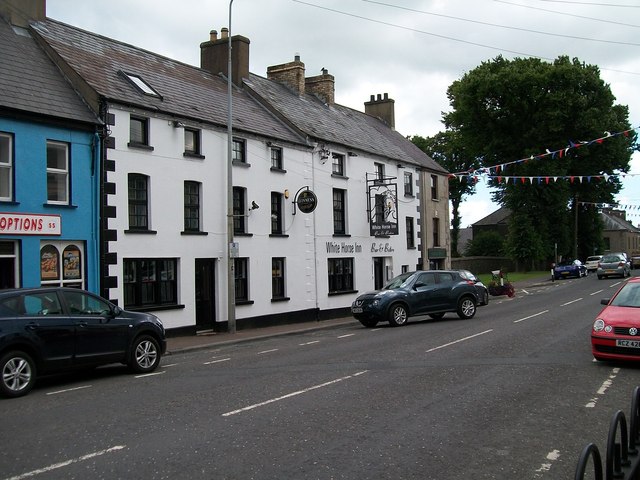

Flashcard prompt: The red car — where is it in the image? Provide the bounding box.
[592,277,640,362]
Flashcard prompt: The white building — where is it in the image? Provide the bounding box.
[29,8,450,333]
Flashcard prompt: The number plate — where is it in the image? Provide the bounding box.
[616,339,640,348]
[352,307,363,313]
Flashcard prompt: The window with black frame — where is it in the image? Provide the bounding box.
[332,188,346,235]
[233,186,246,234]
[128,173,149,230]
[234,257,249,302]
[271,192,283,234]
[184,181,200,232]
[328,258,354,293]
[123,258,177,309]
[272,257,286,299]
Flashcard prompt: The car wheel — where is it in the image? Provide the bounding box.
[388,303,408,327]
[0,351,36,398]
[597,275,603,280]
[128,335,161,373]
[457,296,476,319]
[429,313,445,320]
[359,318,379,328]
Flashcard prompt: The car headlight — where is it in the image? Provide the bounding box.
[372,299,379,306]
[593,319,606,332]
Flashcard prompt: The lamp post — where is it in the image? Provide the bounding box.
[226,0,236,333]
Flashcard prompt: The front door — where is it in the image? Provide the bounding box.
[373,257,385,290]
[195,259,216,331]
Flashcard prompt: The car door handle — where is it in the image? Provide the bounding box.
[76,321,88,328]
[25,322,39,330]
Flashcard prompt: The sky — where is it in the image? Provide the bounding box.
[45,0,640,228]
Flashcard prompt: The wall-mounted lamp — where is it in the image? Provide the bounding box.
[266,141,273,147]
[397,164,405,169]
[347,151,358,157]
[250,201,260,210]
[284,189,290,199]
[318,144,330,164]
[173,120,185,128]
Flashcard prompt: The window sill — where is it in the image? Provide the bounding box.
[183,152,205,160]
[181,231,208,236]
[127,142,154,151]
[271,297,290,303]
[331,173,348,180]
[328,290,358,296]
[235,300,254,306]
[232,160,251,168]
[333,233,351,238]
[269,233,289,238]
[270,167,287,173]
[404,193,415,198]
[126,304,185,313]
[125,229,158,234]
[234,232,253,237]
[0,200,19,205]
[43,203,77,209]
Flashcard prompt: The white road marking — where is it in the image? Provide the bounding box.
[204,358,231,365]
[258,349,279,355]
[161,363,179,367]
[135,371,166,378]
[4,445,125,480]
[521,289,530,295]
[222,371,368,417]
[590,289,604,296]
[299,340,320,346]
[514,310,548,324]
[586,368,620,408]
[561,298,583,306]
[426,330,493,353]
[46,385,92,396]
[338,333,355,339]
[534,449,560,476]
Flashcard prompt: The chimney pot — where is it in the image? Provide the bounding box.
[365,93,396,130]
[377,94,382,101]
[221,27,229,39]
[210,30,218,41]
[295,54,300,62]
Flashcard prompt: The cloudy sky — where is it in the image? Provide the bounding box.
[46,0,640,227]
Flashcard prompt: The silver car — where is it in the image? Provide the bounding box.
[597,253,631,279]
[584,255,603,272]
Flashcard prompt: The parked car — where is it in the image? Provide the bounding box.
[597,253,631,279]
[584,255,603,272]
[553,259,587,280]
[631,253,640,270]
[592,277,640,362]
[0,287,166,398]
[351,270,486,328]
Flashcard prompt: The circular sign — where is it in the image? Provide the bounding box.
[296,190,318,214]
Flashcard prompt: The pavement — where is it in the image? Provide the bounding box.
[165,275,553,355]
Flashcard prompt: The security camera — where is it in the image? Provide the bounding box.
[251,201,260,210]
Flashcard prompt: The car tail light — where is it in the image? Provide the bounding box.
[619,262,626,267]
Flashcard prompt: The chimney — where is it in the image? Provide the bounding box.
[267,55,306,96]
[200,28,250,87]
[365,93,395,130]
[305,67,335,105]
[0,0,46,27]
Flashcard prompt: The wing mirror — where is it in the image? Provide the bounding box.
[601,298,610,305]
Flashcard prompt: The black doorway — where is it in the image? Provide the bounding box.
[195,259,216,331]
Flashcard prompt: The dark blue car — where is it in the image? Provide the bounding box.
[351,270,486,328]
[553,259,587,280]
[0,287,166,398]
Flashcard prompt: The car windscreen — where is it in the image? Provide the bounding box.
[602,255,622,263]
[384,272,414,289]
[611,283,640,308]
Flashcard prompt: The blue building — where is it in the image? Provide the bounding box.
[0,7,101,291]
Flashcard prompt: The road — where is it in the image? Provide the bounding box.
[1,273,639,479]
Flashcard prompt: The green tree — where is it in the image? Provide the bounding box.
[444,55,636,264]
[412,131,480,256]
[465,230,505,257]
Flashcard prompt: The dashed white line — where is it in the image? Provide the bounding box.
[46,385,92,395]
[135,371,166,378]
[4,445,125,480]
[299,340,320,346]
[586,367,620,408]
[426,330,493,353]
[258,348,279,355]
[204,358,231,365]
[514,310,548,324]
[338,333,355,339]
[590,289,604,296]
[534,449,560,477]
[222,371,369,416]
[561,298,583,306]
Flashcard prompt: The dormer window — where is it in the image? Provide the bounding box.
[121,71,162,98]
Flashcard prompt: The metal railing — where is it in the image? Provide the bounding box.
[575,386,640,479]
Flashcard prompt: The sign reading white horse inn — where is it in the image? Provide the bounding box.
[367,176,398,236]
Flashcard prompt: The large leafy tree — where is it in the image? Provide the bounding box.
[443,55,636,266]
[412,131,480,256]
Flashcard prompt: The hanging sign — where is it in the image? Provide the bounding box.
[296,189,318,214]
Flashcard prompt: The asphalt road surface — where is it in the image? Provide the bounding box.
[1,273,639,479]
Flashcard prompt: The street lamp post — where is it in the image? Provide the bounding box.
[226,0,236,333]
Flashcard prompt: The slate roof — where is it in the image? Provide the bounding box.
[30,19,306,145]
[473,206,511,226]
[601,210,640,232]
[0,16,98,125]
[246,74,447,173]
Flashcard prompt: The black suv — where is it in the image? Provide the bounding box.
[0,287,166,398]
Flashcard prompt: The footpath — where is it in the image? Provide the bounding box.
[165,275,553,355]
